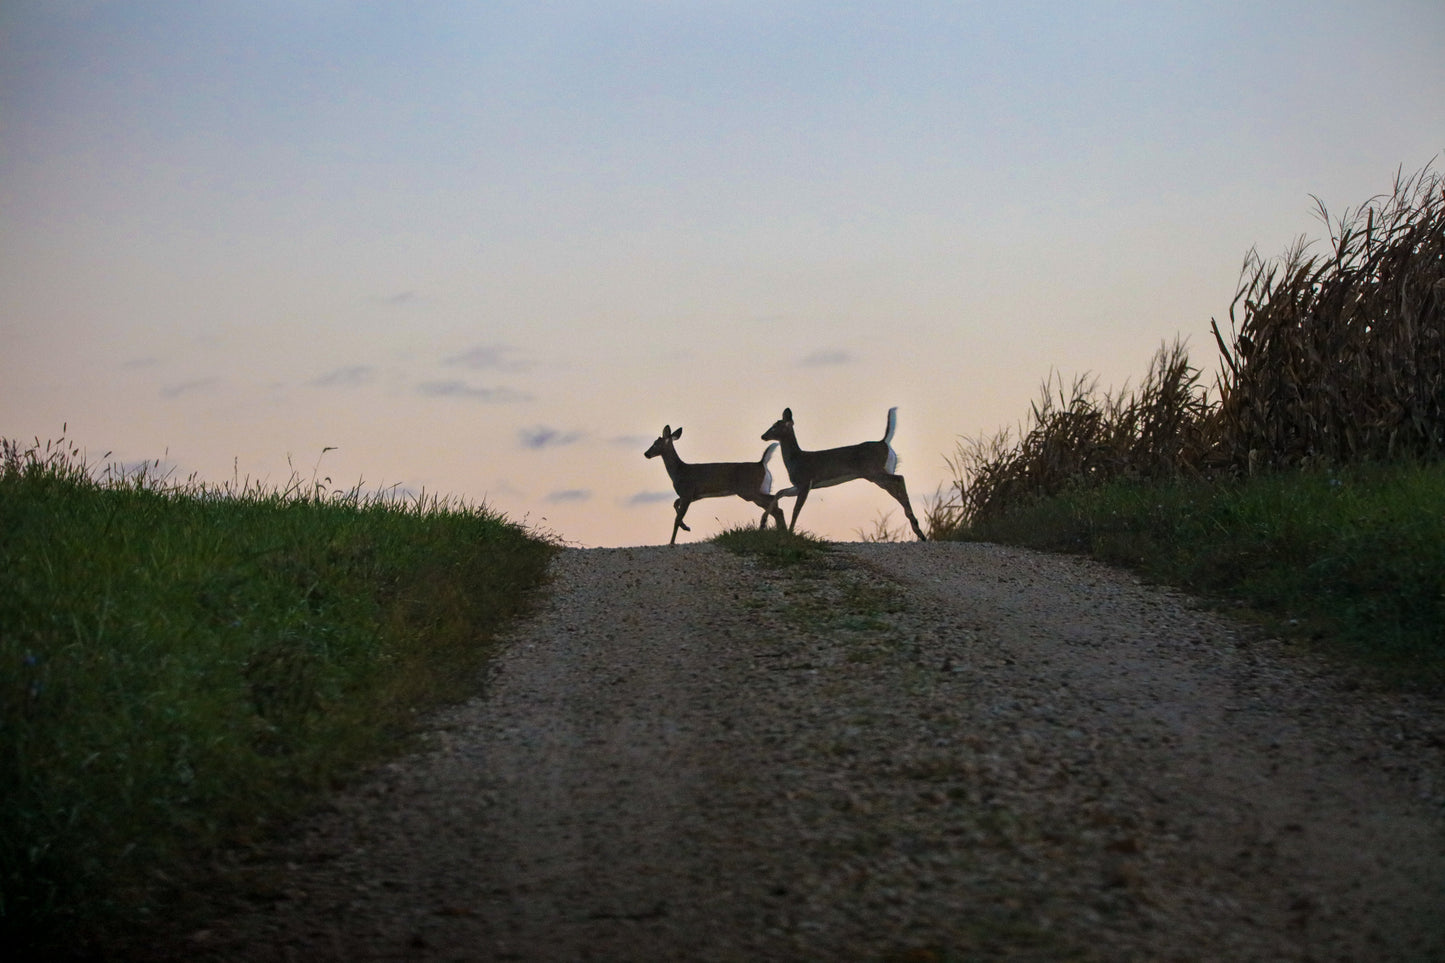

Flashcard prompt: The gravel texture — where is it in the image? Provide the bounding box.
[147,541,1445,961]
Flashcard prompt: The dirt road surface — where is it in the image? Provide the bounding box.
[146,542,1445,961]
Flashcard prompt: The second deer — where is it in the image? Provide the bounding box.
[761,406,927,541]
[645,425,786,544]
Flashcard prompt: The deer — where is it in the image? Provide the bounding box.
[761,406,927,541]
[644,425,787,545]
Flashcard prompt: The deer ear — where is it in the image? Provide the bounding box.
[661,425,671,436]
[782,408,793,421]
[672,426,683,440]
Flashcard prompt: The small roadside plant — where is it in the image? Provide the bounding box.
[712,525,831,567]
[854,510,914,542]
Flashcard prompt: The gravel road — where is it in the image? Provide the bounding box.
[153,541,1445,962]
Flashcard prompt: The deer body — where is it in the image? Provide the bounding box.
[645,426,785,544]
[762,406,927,540]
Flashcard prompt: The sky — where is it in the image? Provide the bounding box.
[3,1,1442,547]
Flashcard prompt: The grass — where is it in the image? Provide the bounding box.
[711,525,832,567]
[947,462,1445,690]
[0,435,557,950]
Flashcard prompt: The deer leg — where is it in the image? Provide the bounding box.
[671,497,693,545]
[786,484,811,532]
[749,493,785,530]
[875,475,927,541]
[750,496,770,530]
[767,492,784,526]
[671,497,692,532]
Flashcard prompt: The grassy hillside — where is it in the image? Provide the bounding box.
[0,436,556,948]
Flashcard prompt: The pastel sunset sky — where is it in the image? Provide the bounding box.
[3,2,1442,546]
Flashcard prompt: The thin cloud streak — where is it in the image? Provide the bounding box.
[418,381,533,403]
[625,491,675,506]
[519,426,585,450]
[309,365,375,388]
[160,378,219,399]
[443,345,531,372]
[546,489,592,503]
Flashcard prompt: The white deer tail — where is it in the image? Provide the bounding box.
[760,441,779,494]
[883,408,899,473]
[883,407,898,445]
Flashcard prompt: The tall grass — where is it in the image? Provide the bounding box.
[939,340,1214,527]
[0,435,556,947]
[933,160,1444,681]
[938,159,1444,530]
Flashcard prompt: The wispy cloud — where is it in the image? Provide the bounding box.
[160,378,219,399]
[519,426,584,450]
[309,365,375,388]
[546,489,592,503]
[798,349,854,367]
[625,491,675,507]
[443,344,530,372]
[418,381,533,403]
[376,290,419,305]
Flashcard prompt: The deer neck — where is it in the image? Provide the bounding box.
[659,444,688,488]
[773,429,807,479]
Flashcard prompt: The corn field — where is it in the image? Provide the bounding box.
[942,161,1445,528]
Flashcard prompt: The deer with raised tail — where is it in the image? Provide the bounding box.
[645,425,787,544]
[761,406,927,541]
